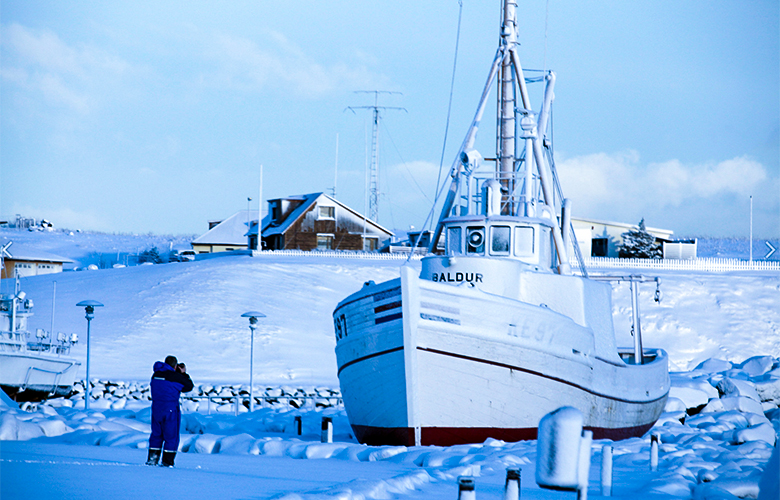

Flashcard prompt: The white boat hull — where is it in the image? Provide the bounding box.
[0,352,81,398]
[335,266,669,446]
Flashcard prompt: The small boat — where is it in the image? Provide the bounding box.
[0,277,81,400]
[333,0,669,446]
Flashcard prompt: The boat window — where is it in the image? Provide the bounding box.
[514,227,535,256]
[447,227,462,255]
[490,226,511,255]
[466,226,485,254]
[539,227,552,267]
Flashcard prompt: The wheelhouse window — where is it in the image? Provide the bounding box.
[317,234,334,250]
[490,226,511,255]
[447,227,462,255]
[466,226,485,255]
[319,206,335,219]
[514,226,535,257]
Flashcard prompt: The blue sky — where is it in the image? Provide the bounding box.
[1,1,778,238]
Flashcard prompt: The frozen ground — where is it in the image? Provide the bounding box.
[1,229,779,499]
[1,355,779,500]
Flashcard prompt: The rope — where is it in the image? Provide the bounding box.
[432,0,464,222]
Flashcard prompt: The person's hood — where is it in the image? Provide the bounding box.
[153,361,174,372]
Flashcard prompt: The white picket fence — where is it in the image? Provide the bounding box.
[579,256,780,272]
[251,249,423,261]
[246,250,778,272]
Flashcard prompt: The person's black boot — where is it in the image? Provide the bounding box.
[161,451,176,467]
[145,448,161,466]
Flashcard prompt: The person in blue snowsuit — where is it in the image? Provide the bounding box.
[146,355,193,467]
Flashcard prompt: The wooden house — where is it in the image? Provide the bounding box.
[247,193,393,251]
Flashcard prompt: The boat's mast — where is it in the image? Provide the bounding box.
[498,0,518,215]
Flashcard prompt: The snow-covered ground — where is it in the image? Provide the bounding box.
[1,230,779,499]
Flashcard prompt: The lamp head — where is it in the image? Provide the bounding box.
[77,300,103,319]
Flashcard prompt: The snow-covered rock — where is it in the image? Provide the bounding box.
[737,356,777,377]
[695,359,733,373]
[753,376,780,403]
[730,423,777,446]
[670,387,711,411]
[702,396,764,416]
[717,378,761,401]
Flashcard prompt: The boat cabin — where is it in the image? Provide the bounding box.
[442,216,555,270]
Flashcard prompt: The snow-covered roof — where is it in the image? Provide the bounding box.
[0,238,73,263]
[260,193,393,237]
[192,210,260,245]
[571,217,673,237]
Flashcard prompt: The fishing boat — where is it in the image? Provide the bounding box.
[0,277,81,400]
[333,0,669,446]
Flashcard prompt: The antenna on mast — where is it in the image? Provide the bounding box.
[347,91,406,222]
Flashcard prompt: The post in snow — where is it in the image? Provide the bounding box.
[321,416,333,443]
[294,415,302,436]
[504,468,520,500]
[650,432,660,471]
[601,444,613,497]
[457,476,476,500]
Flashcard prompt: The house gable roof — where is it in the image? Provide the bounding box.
[192,210,259,246]
[0,239,73,264]
[261,193,394,237]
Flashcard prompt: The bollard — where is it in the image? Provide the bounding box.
[457,476,476,500]
[650,433,659,471]
[235,396,240,416]
[577,430,592,500]
[504,468,520,500]
[294,416,302,436]
[321,416,333,443]
[536,406,583,490]
[601,445,613,497]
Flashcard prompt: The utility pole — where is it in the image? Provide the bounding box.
[347,91,405,222]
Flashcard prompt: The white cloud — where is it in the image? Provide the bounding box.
[556,151,774,232]
[1,23,131,113]
[203,31,387,97]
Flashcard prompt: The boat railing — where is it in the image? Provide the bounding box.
[590,275,662,365]
[23,364,73,396]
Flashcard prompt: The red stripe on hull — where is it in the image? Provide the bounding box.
[351,422,656,447]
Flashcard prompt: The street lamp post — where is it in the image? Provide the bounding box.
[241,311,266,412]
[76,300,104,410]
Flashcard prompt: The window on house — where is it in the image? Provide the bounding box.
[363,237,378,251]
[317,234,334,250]
[592,238,608,257]
[319,206,335,219]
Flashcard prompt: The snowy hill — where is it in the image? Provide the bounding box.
[2,231,779,385]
